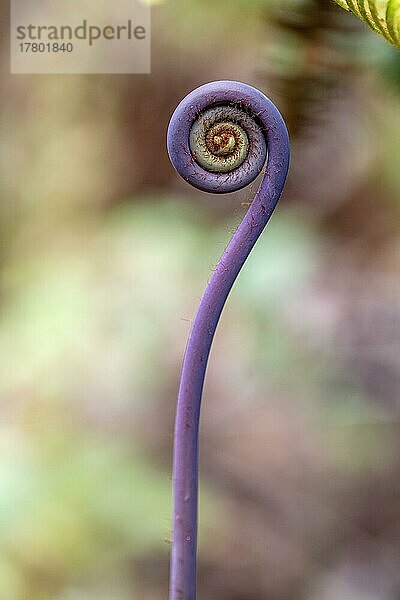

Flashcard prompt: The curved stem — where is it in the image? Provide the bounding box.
[168,82,290,600]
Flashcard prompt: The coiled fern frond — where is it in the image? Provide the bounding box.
[334,0,400,47]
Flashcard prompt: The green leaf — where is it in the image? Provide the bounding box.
[334,0,400,47]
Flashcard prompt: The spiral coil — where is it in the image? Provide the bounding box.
[167,80,288,194]
[167,81,290,600]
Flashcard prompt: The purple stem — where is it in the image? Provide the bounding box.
[167,81,290,600]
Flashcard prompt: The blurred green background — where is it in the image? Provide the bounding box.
[1,0,400,598]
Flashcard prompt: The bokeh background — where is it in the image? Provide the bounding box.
[1,0,400,598]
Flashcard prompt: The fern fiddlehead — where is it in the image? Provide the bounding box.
[335,0,400,46]
[167,81,290,599]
